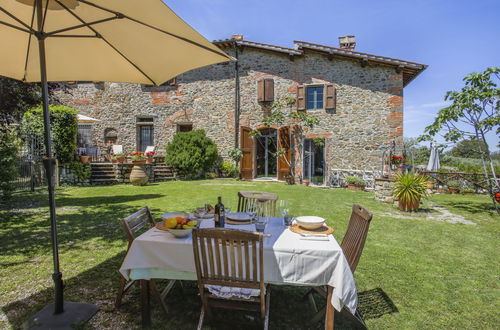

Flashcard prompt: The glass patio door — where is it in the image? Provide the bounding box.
[256,128,277,178]
[303,138,325,185]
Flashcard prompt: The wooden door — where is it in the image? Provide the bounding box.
[277,126,291,181]
[240,127,254,180]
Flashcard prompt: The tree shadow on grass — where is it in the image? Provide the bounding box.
[2,252,369,330]
[0,194,162,257]
[436,200,496,216]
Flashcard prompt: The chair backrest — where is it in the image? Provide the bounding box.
[340,204,373,273]
[237,191,278,217]
[144,146,155,154]
[112,144,123,155]
[192,228,264,293]
[120,207,155,248]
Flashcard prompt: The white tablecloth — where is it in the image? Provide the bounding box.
[119,217,358,314]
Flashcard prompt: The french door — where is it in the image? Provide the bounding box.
[303,138,325,185]
[256,128,277,178]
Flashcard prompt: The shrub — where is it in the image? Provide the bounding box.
[22,105,78,163]
[165,129,218,178]
[0,127,19,198]
[447,180,460,188]
[219,161,239,178]
[205,172,217,180]
[345,176,365,186]
[228,148,243,164]
[68,161,91,185]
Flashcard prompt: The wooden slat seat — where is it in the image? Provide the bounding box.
[115,207,177,315]
[192,228,271,329]
[306,204,373,328]
[237,191,278,217]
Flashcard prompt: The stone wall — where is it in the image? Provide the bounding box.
[53,44,404,179]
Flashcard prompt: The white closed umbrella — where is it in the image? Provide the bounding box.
[427,142,441,171]
[0,0,232,326]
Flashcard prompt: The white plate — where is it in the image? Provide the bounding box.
[227,212,253,221]
[295,216,325,230]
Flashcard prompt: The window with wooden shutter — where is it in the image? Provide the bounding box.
[257,79,265,102]
[264,79,274,102]
[325,83,336,111]
[297,85,305,110]
[257,79,274,102]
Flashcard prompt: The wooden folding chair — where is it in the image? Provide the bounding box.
[192,228,271,330]
[237,191,278,217]
[306,204,373,327]
[115,207,176,315]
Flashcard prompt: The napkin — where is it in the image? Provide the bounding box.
[225,223,256,232]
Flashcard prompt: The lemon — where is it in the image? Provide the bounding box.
[165,217,177,229]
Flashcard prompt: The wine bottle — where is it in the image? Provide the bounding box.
[214,196,225,228]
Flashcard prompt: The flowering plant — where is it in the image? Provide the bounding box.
[390,155,404,166]
[145,151,155,157]
[131,152,146,160]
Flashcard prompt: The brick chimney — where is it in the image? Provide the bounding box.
[231,34,244,41]
[338,35,356,50]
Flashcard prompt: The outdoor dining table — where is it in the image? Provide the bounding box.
[119,216,358,329]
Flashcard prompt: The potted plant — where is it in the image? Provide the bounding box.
[79,151,89,164]
[145,151,155,164]
[131,152,146,165]
[345,176,365,190]
[393,172,429,211]
[461,187,475,195]
[447,181,460,194]
[114,153,126,164]
[426,178,435,189]
[303,178,310,186]
[389,155,404,170]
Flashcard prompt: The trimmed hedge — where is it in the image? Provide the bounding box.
[0,127,19,198]
[165,129,218,178]
[22,105,78,163]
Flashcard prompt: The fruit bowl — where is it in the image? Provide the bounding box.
[167,227,193,238]
[157,214,198,238]
[295,216,325,230]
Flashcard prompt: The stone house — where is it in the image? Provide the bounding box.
[55,35,427,184]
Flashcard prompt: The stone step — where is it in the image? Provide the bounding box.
[92,169,115,174]
[91,178,117,183]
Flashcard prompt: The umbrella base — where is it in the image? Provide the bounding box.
[25,302,98,329]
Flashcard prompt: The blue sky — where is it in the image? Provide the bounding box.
[167,0,499,150]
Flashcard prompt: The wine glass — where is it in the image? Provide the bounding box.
[279,200,290,225]
[225,200,232,215]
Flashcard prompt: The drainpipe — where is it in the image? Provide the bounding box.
[234,42,240,149]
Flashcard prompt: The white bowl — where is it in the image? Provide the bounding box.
[167,228,193,238]
[295,216,325,230]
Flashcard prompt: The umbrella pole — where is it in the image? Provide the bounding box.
[35,0,64,315]
[25,1,98,327]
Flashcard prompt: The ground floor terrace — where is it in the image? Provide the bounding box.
[0,180,497,329]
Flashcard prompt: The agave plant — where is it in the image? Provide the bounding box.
[393,172,429,211]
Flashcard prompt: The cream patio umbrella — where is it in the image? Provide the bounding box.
[0,0,232,327]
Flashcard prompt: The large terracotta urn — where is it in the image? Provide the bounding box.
[130,162,148,186]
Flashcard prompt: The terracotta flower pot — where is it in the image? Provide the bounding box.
[398,199,420,211]
[132,159,146,166]
[146,157,154,164]
[303,180,310,186]
[347,183,364,191]
[130,165,149,186]
[426,182,435,189]
[448,187,460,194]
[80,155,89,164]
[116,156,125,164]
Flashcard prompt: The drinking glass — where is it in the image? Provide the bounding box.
[279,200,289,225]
[225,200,232,214]
[255,217,268,233]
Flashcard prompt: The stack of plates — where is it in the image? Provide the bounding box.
[226,212,255,225]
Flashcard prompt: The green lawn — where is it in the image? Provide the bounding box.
[0,180,498,329]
